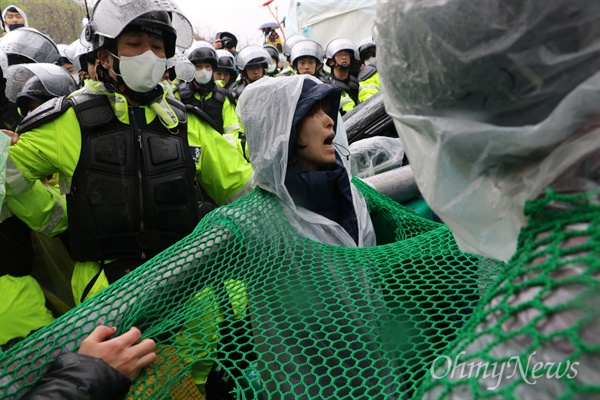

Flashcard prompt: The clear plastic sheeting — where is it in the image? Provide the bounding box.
[285,0,375,47]
[377,0,600,261]
[349,136,404,179]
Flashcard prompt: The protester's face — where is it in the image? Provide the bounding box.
[294,101,336,171]
[4,11,24,26]
[213,70,230,85]
[245,64,264,82]
[297,57,317,75]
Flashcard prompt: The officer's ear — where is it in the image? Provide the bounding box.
[97,49,112,70]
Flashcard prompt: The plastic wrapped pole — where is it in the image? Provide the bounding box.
[362,165,419,204]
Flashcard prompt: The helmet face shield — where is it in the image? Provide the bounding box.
[215,49,236,73]
[87,0,193,58]
[290,40,324,67]
[6,63,77,103]
[325,38,358,61]
[358,37,376,62]
[283,34,307,57]
[236,46,272,72]
[167,49,195,82]
[263,44,279,61]
[0,28,60,65]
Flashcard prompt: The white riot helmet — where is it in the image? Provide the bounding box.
[290,39,324,67]
[83,0,193,59]
[358,37,376,63]
[283,34,307,58]
[236,45,272,72]
[0,28,60,65]
[65,38,91,73]
[57,44,70,62]
[325,37,359,62]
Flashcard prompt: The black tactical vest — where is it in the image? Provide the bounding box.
[330,75,360,105]
[67,94,205,262]
[176,82,230,134]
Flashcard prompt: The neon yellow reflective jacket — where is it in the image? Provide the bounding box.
[7,82,255,304]
[358,71,380,103]
[340,90,356,114]
[276,66,296,77]
[9,83,254,208]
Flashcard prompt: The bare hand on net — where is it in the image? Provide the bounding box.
[1,129,19,145]
[78,326,156,381]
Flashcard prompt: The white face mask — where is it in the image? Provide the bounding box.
[266,63,276,74]
[364,57,377,66]
[194,68,213,85]
[113,50,167,93]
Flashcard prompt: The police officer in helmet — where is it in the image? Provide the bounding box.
[5,0,254,306]
[229,45,272,100]
[174,42,245,157]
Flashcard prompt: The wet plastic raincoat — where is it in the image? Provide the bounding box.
[238,74,376,247]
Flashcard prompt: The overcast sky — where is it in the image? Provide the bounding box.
[172,0,290,47]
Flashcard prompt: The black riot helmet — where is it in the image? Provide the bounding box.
[16,76,53,115]
[8,63,77,116]
[188,46,218,69]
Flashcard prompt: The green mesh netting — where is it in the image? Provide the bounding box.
[0,183,597,399]
[416,190,600,400]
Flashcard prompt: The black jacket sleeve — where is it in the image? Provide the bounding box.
[21,353,132,400]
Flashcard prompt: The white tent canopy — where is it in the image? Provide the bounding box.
[285,0,376,49]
